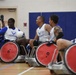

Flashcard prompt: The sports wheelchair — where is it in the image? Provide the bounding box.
[0,40,76,75]
[25,41,76,75]
[0,41,27,63]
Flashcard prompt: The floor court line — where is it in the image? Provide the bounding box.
[18,67,34,75]
[0,63,15,71]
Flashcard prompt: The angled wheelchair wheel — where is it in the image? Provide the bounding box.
[36,43,58,66]
[0,41,19,63]
[64,44,76,74]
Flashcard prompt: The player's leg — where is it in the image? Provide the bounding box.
[16,37,30,55]
[57,39,72,61]
[16,37,30,46]
[29,39,34,48]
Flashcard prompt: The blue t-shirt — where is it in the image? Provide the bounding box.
[0,27,7,42]
[0,27,7,35]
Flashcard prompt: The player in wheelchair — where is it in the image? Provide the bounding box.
[25,15,63,67]
[47,38,76,75]
[0,18,29,63]
[28,15,62,54]
[53,38,76,75]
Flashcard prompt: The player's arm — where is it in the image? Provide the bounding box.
[30,30,39,44]
[0,27,7,35]
[45,24,52,33]
[1,20,5,28]
[29,30,39,47]
[1,15,5,28]
[54,26,64,40]
[34,30,39,41]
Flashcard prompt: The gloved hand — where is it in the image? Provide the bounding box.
[56,32,64,40]
[46,41,56,46]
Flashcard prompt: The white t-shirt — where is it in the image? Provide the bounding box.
[37,24,50,42]
[50,26,63,41]
[50,27,56,41]
[4,26,19,41]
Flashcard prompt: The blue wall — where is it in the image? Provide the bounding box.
[29,12,76,40]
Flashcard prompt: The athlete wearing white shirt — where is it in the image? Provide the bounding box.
[29,16,52,48]
[49,15,63,64]
[36,23,50,42]
[0,18,29,55]
[0,18,23,41]
[28,15,63,59]
[4,26,20,41]
[49,15,63,42]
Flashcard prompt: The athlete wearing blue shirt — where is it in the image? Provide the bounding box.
[0,17,5,47]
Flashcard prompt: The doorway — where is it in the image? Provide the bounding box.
[0,8,17,27]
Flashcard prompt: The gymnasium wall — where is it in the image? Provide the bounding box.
[29,12,76,40]
[0,0,76,39]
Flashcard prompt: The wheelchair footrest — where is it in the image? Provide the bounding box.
[27,58,40,67]
[14,55,25,63]
[48,64,71,74]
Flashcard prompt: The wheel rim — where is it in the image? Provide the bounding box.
[65,44,76,74]
[36,43,58,66]
[1,42,19,62]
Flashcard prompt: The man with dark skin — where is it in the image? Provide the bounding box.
[49,15,63,42]
[0,18,29,55]
[29,16,52,48]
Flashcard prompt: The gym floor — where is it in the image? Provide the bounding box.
[0,62,51,75]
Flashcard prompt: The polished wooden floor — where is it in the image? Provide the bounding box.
[0,62,51,75]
